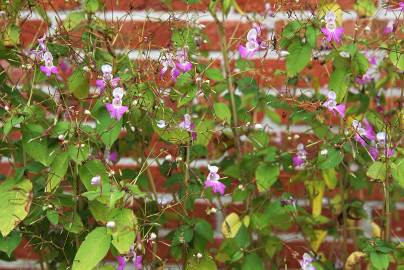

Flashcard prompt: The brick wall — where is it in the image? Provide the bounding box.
[0,0,403,269]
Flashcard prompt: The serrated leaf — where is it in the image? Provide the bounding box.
[46,151,69,192]
[72,227,111,270]
[213,103,232,124]
[109,208,137,254]
[95,107,122,147]
[255,163,279,192]
[63,11,85,31]
[329,68,350,102]
[367,162,387,181]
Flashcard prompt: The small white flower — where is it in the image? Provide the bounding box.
[58,134,65,141]
[84,109,91,115]
[157,120,167,128]
[91,175,101,186]
[210,207,217,213]
[101,64,112,74]
[254,123,263,129]
[320,149,328,155]
[82,66,90,72]
[165,154,173,161]
[149,232,157,241]
[196,253,203,259]
[112,87,125,99]
[106,221,116,228]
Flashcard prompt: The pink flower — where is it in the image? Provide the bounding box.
[400,2,404,11]
[322,91,345,118]
[117,256,126,270]
[91,175,101,186]
[369,132,394,160]
[204,165,225,195]
[352,119,375,146]
[133,255,142,270]
[239,25,264,59]
[40,52,58,77]
[321,23,344,43]
[292,144,307,169]
[179,114,197,140]
[96,64,120,92]
[106,97,128,120]
[109,151,118,163]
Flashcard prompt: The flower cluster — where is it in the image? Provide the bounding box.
[352,119,375,147]
[299,253,316,270]
[96,64,120,93]
[32,35,58,77]
[160,48,192,81]
[369,132,394,160]
[321,11,343,43]
[116,245,142,270]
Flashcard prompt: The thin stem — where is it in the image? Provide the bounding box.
[339,173,348,261]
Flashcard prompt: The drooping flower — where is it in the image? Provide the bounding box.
[109,151,119,163]
[400,2,404,12]
[239,24,265,59]
[157,120,167,128]
[204,165,225,195]
[321,12,344,43]
[96,64,120,92]
[292,143,307,169]
[383,21,394,34]
[175,48,192,73]
[116,256,126,270]
[352,119,375,146]
[179,114,197,140]
[299,253,316,270]
[322,91,346,118]
[40,51,59,77]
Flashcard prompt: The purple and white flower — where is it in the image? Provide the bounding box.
[239,24,265,59]
[179,114,197,140]
[322,91,346,118]
[292,143,307,169]
[352,119,375,146]
[96,64,120,92]
[321,12,343,43]
[204,165,225,195]
[160,48,192,81]
[369,132,394,160]
[106,97,128,120]
[91,175,101,186]
[299,253,316,270]
[40,51,59,77]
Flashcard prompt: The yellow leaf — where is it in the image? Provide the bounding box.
[371,222,381,238]
[318,3,343,25]
[308,181,324,217]
[310,229,327,252]
[221,213,249,238]
[344,251,366,270]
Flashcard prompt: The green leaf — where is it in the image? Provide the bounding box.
[68,68,90,99]
[109,208,137,254]
[79,160,110,192]
[194,219,214,242]
[72,227,111,270]
[255,163,279,192]
[186,254,217,270]
[322,168,337,189]
[390,158,404,188]
[61,212,84,234]
[213,103,232,124]
[318,148,343,169]
[85,0,100,12]
[222,0,233,15]
[0,178,32,236]
[46,151,69,192]
[63,11,85,31]
[329,68,350,102]
[95,107,122,147]
[353,52,369,75]
[366,161,387,181]
[242,253,265,270]
[286,40,312,77]
[46,209,59,225]
[68,144,90,164]
[370,252,390,270]
[3,25,20,46]
[306,26,318,48]
[205,68,224,81]
[354,0,376,17]
[389,45,404,71]
[22,125,55,166]
[0,231,22,257]
[280,21,302,48]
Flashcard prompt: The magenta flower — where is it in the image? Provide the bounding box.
[106,98,128,120]
[133,255,142,270]
[96,64,120,92]
[322,91,345,118]
[292,143,307,169]
[117,256,126,270]
[299,253,316,270]
[321,12,343,43]
[204,165,225,195]
[109,151,118,163]
[179,114,197,140]
[400,2,404,11]
[40,52,58,77]
[352,119,375,146]
[239,25,264,59]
